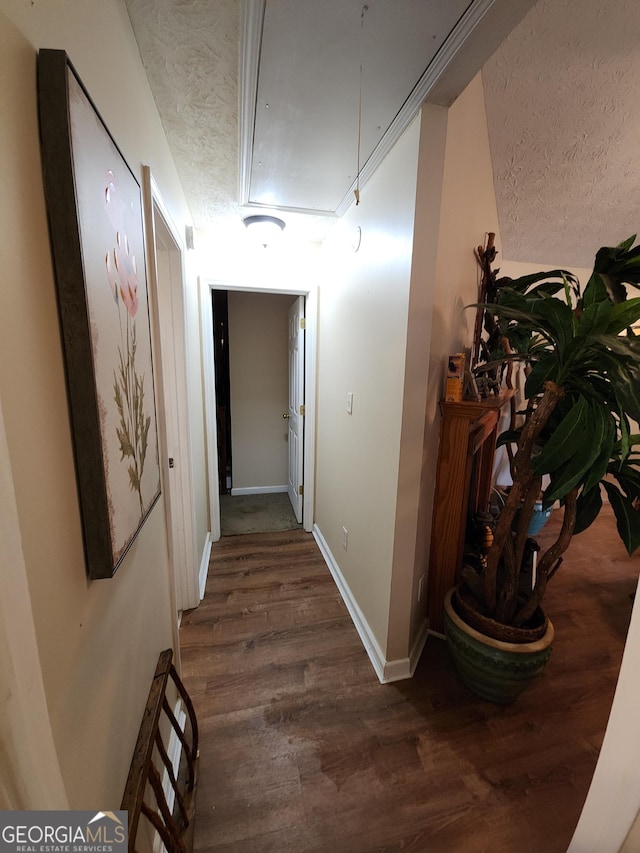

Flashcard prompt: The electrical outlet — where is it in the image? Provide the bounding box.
[417,573,425,602]
[342,526,348,550]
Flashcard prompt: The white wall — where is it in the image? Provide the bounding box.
[228,291,293,491]
[314,72,505,671]
[377,72,503,660]
[0,399,68,809]
[317,115,421,656]
[386,103,448,662]
[0,0,205,808]
[412,73,502,642]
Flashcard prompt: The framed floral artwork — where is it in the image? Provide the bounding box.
[37,49,161,579]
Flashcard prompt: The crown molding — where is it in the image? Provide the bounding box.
[335,0,500,216]
[240,0,534,219]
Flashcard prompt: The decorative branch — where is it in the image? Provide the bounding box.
[472,232,497,369]
[514,488,578,626]
[483,381,564,615]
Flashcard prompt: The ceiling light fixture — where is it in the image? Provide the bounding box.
[243,214,286,247]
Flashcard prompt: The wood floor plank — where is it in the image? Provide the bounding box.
[180,513,638,852]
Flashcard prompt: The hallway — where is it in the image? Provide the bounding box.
[179,507,637,852]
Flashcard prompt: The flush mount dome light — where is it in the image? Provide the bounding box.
[243,214,286,247]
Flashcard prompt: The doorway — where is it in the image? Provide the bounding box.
[201,281,317,542]
[212,289,232,495]
[210,290,303,534]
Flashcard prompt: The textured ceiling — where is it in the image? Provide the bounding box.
[483,0,640,268]
[125,0,242,225]
[123,0,535,241]
[124,0,638,265]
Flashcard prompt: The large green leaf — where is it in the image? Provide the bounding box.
[602,481,640,555]
[577,299,612,338]
[576,373,616,406]
[558,335,603,378]
[574,484,603,535]
[533,395,589,474]
[525,281,566,297]
[581,410,616,494]
[500,270,578,295]
[620,407,632,462]
[542,400,610,501]
[600,274,629,304]
[616,235,637,253]
[594,239,640,283]
[543,393,583,434]
[607,298,640,334]
[611,435,640,456]
[533,298,574,355]
[617,373,640,424]
[479,299,573,351]
[604,358,640,424]
[593,334,640,357]
[562,371,612,404]
[506,325,535,354]
[524,354,559,398]
[582,272,609,308]
[496,287,530,313]
[607,460,640,500]
[466,302,537,326]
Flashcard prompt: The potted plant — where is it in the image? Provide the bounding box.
[445,236,640,703]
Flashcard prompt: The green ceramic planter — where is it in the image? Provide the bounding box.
[444,588,555,704]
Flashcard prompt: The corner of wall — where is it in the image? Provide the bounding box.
[390,72,503,665]
[387,103,449,663]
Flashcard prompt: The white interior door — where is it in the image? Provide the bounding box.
[142,168,199,619]
[287,296,305,522]
[155,232,187,562]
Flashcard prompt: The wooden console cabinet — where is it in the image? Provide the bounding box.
[427,390,514,634]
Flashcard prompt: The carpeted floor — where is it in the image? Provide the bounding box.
[219,492,301,536]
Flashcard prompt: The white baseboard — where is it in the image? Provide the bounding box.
[199,532,212,600]
[230,485,288,496]
[376,622,430,683]
[313,525,425,684]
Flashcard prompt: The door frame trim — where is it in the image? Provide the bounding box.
[142,167,199,623]
[200,279,316,538]
[287,295,305,523]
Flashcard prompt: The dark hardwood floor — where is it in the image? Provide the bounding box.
[179,505,638,852]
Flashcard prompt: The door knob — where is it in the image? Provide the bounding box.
[283,413,290,419]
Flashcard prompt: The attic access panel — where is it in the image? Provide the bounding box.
[249,0,472,214]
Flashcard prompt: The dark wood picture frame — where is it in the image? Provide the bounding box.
[37,49,161,579]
